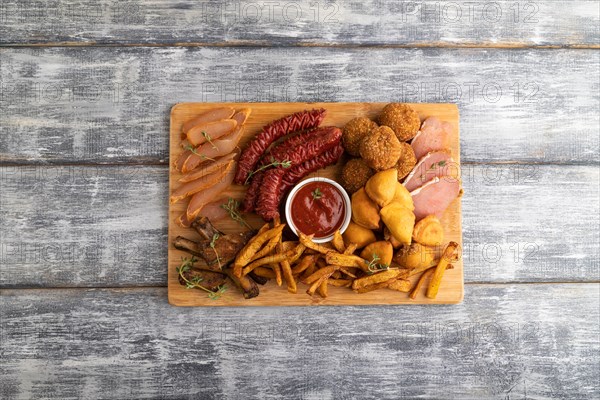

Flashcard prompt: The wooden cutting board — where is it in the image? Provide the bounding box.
[169,102,462,306]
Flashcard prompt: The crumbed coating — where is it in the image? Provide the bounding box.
[341,158,374,193]
[359,126,402,171]
[396,142,417,181]
[378,103,421,141]
[342,117,378,156]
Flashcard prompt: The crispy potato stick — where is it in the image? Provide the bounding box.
[292,255,316,275]
[388,279,412,293]
[331,271,342,279]
[328,279,353,287]
[355,278,398,294]
[307,272,335,296]
[249,234,279,262]
[340,268,357,278]
[300,263,317,281]
[304,265,339,285]
[352,269,407,290]
[316,257,328,269]
[410,268,435,299]
[426,242,459,299]
[271,263,283,286]
[325,252,369,268]
[343,243,358,255]
[233,224,282,276]
[298,233,333,254]
[280,260,297,293]
[317,280,329,298]
[332,230,345,253]
[242,253,290,276]
[288,244,307,264]
[253,266,276,279]
[408,260,440,277]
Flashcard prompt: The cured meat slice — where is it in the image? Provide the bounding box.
[411,117,454,160]
[181,107,235,134]
[410,176,461,220]
[403,150,458,192]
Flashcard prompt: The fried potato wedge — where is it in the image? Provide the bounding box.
[426,241,459,299]
[388,279,412,293]
[332,230,345,253]
[325,253,369,270]
[352,269,407,290]
[233,224,281,276]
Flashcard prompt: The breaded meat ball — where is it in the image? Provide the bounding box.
[343,117,378,156]
[379,103,421,141]
[359,126,402,171]
[341,158,374,193]
[396,142,417,180]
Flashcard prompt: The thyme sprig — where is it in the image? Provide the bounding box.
[209,233,222,270]
[184,144,215,162]
[176,256,227,299]
[220,197,251,229]
[244,158,292,184]
[311,187,323,200]
[367,253,395,274]
[201,131,217,149]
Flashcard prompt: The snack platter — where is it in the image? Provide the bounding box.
[168,102,462,306]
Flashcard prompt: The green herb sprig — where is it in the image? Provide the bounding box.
[201,131,217,149]
[220,197,251,229]
[244,158,292,184]
[176,256,227,300]
[311,187,323,200]
[185,144,215,162]
[209,233,222,270]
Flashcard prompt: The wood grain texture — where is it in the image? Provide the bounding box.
[1,164,598,288]
[1,47,598,165]
[168,102,462,305]
[0,0,598,47]
[1,284,599,399]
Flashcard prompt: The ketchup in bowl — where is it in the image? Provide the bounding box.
[285,178,351,243]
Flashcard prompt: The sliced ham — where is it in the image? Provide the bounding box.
[186,165,236,221]
[182,107,235,134]
[403,150,459,192]
[410,176,461,220]
[411,117,454,160]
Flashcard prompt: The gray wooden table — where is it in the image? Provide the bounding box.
[1,1,599,399]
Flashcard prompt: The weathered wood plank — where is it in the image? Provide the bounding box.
[0,47,598,164]
[1,164,598,288]
[1,284,598,399]
[0,0,598,47]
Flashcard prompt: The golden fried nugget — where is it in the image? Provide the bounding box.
[359,126,402,171]
[341,158,374,194]
[343,117,378,156]
[396,142,417,180]
[378,103,421,141]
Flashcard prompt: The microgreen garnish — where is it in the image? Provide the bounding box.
[244,158,292,184]
[367,253,394,274]
[209,233,222,270]
[220,197,252,229]
[185,144,215,161]
[312,187,323,200]
[202,131,217,149]
[176,256,227,299]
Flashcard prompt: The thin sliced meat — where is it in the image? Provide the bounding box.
[410,176,461,220]
[182,107,235,134]
[175,149,191,172]
[231,108,252,125]
[403,150,459,191]
[198,196,236,221]
[411,117,454,160]
[179,152,237,183]
[186,165,236,221]
[182,119,248,173]
[187,119,237,147]
[170,161,233,204]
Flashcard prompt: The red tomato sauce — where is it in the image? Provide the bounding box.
[290,181,345,238]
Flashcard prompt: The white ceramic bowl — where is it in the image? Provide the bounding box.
[284,177,352,243]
